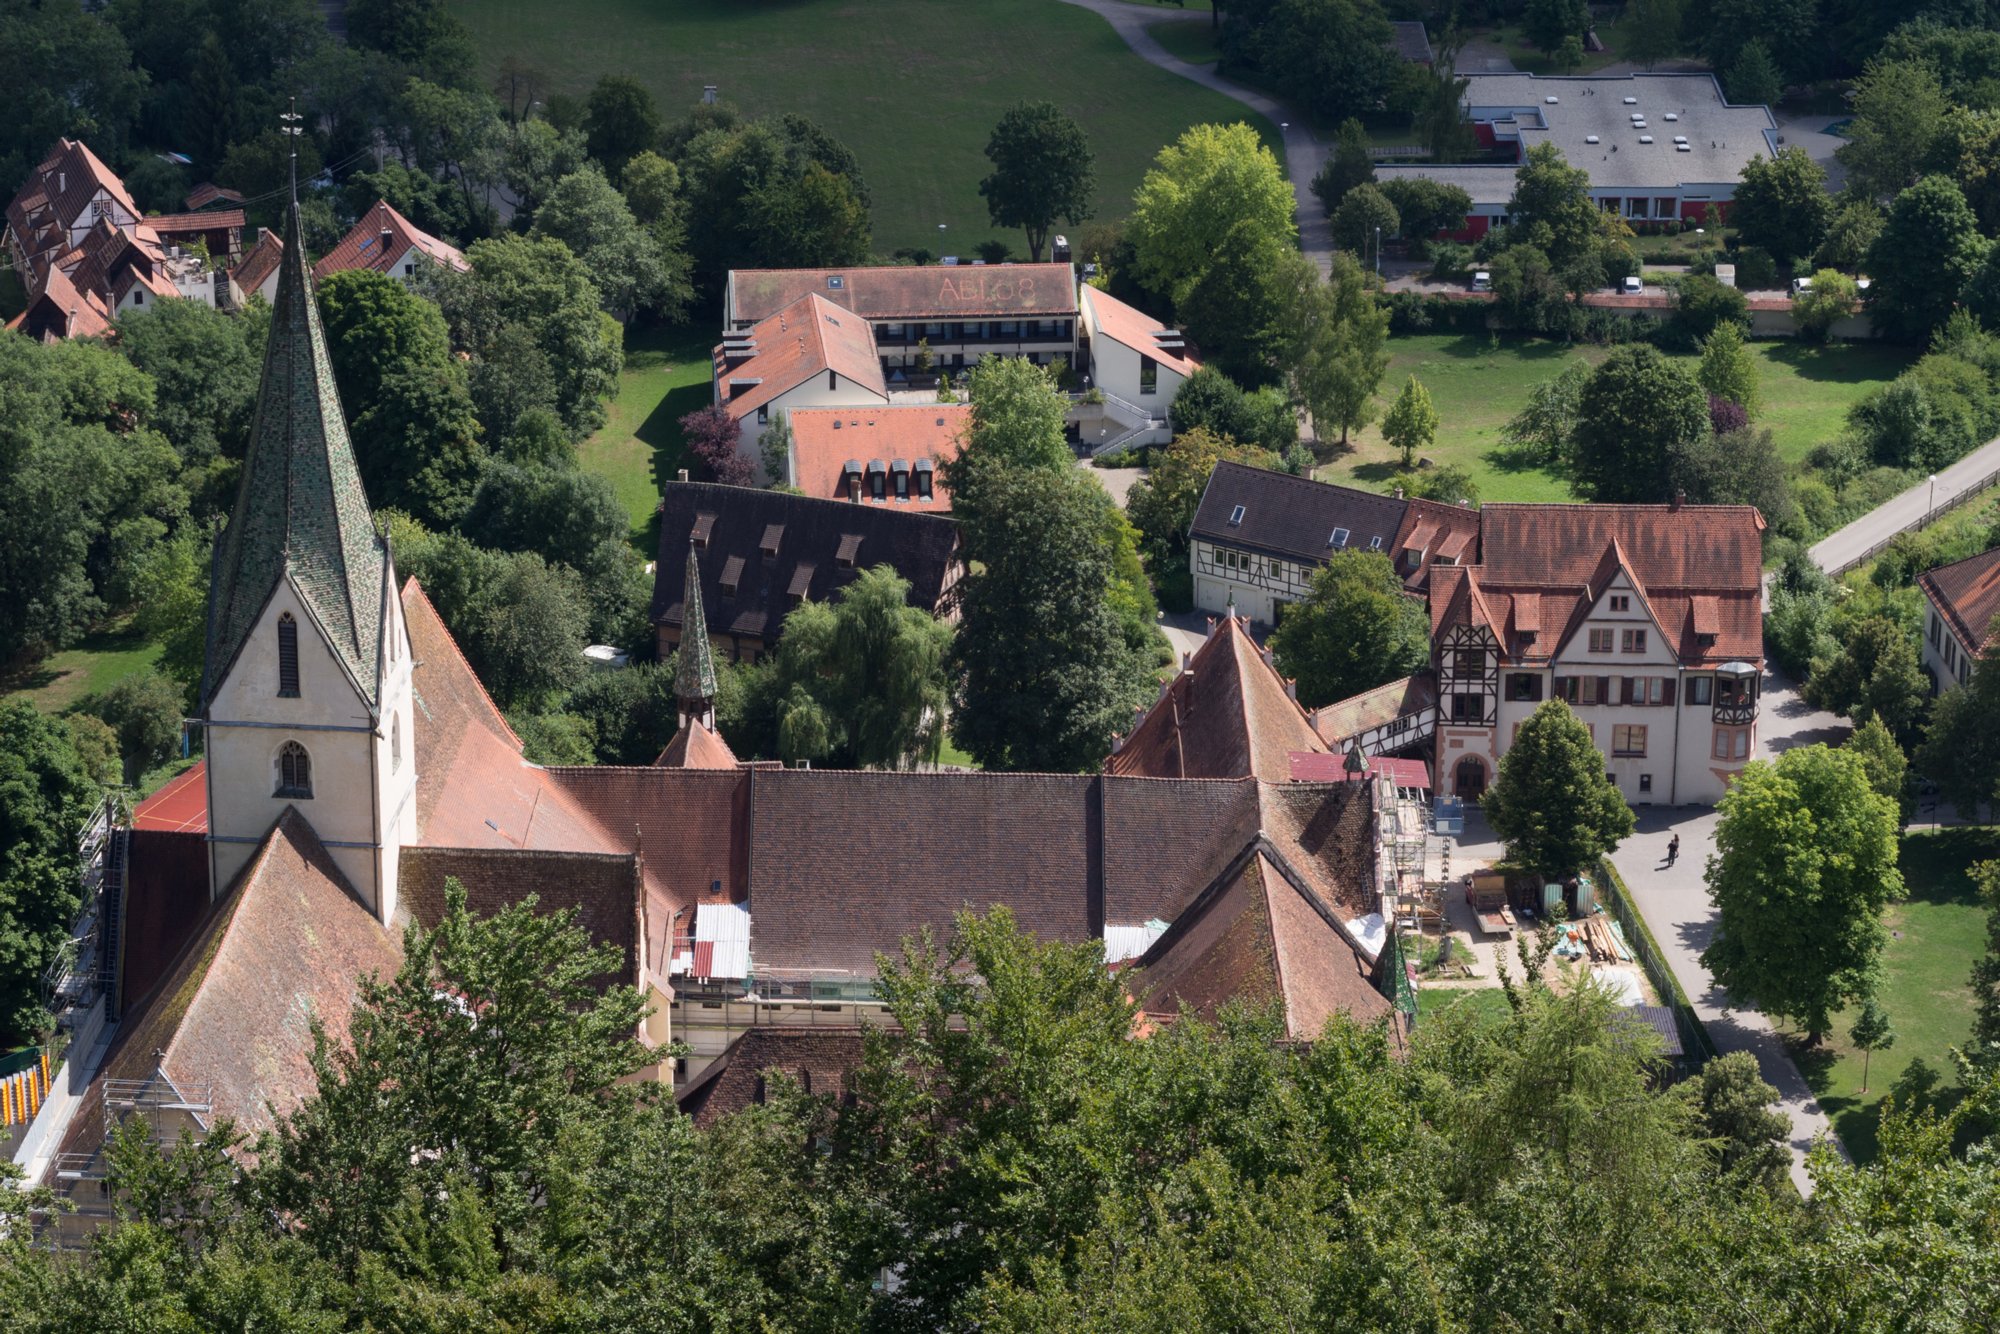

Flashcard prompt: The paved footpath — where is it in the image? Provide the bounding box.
[1809,433,2000,575]
[1609,668,1850,1196]
[1055,0,1333,270]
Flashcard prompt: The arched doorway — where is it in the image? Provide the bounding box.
[1454,754,1488,801]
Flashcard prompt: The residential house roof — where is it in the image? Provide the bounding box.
[231,227,284,297]
[714,292,888,421]
[1080,284,1199,378]
[312,200,468,281]
[727,263,1078,325]
[1389,19,1434,62]
[144,209,246,236]
[788,405,968,511]
[5,138,139,289]
[1434,502,1767,664]
[6,262,113,339]
[204,199,390,710]
[184,183,245,211]
[61,809,402,1162]
[1191,461,1411,567]
[676,1027,869,1128]
[1918,543,2000,657]
[1390,495,1482,592]
[651,482,960,648]
[1108,614,1327,783]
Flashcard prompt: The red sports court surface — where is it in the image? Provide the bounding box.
[131,762,208,833]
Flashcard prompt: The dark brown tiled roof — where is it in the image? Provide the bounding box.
[1918,544,2000,657]
[728,263,1077,324]
[1389,19,1434,61]
[185,182,245,210]
[1191,461,1410,566]
[400,845,642,989]
[1101,776,1263,925]
[64,809,401,1161]
[656,720,741,769]
[1109,616,1327,784]
[652,482,961,648]
[118,828,212,1012]
[676,1026,869,1128]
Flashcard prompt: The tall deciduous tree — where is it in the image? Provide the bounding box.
[1840,60,1953,201]
[0,700,98,1046]
[1794,269,1859,340]
[1867,175,1988,344]
[1571,346,1710,503]
[1731,147,1832,268]
[1697,321,1761,416]
[1918,651,2000,818]
[1381,374,1439,467]
[1267,550,1429,707]
[1330,183,1398,258]
[1129,122,1295,309]
[979,101,1095,263]
[1626,0,1685,67]
[1524,0,1588,52]
[583,74,662,182]
[1311,118,1375,216]
[112,297,268,494]
[1275,251,1389,444]
[1127,426,1282,591]
[768,566,953,769]
[1968,857,2000,1073]
[1506,143,1601,268]
[531,164,690,319]
[950,465,1150,772]
[1481,700,1636,877]
[1500,357,1592,467]
[1703,743,1903,1044]
[1802,615,1930,740]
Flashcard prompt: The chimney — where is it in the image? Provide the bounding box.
[848,473,861,502]
[1394,486,1405,499]
[1285,677,1298,701]
[676,468,689,483]
[1261,645,1275,669]
[1671,489,1685,511]
[1180,650,1192,671]
[380,227,393,259]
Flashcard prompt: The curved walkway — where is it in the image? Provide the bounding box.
[1055,0,1333,269]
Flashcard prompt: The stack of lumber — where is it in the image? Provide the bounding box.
[1580,915,1627,964]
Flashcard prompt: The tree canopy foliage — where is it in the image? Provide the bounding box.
[979,100,1095,263]
[1268,550,1428,708]
[1482,700,1636,877]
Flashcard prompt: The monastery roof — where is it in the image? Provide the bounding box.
[1109,615,1326,783]
[677,1026,869,1128]
[714,292,887,420]
[656,720,740,769]
[1918,543,2000,656]
[1191,461,1409,567]
[789,404,967,511]
[728,262,1078,325]
[1310,673,1438,748]
[651,482,960,648]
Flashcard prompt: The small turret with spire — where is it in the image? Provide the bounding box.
[675,546,719,732]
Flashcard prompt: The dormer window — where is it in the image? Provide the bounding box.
[868,460,886,501]
[836,533,863,569]
[915,459,934,499]
[719,555,743,597]
[277,613,300,697]
[691,513,715,550]
[760,523,784,559]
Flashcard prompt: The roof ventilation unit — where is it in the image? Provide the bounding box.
[1545,95,1558,104]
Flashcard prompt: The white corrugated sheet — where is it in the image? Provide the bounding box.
[1103,919,1170,964]
[693,901,751,980]
[1345,912,1387,960]
[1591,967,1644,1006]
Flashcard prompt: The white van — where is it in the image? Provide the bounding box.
[1790,276,1813,296]
[1470,270,1492,292]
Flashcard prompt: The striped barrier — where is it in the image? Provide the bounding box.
[1,1051,52,1127]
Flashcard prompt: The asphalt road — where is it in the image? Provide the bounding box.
[1809,434,2000,575]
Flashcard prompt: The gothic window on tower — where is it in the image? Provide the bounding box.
[276,741,313,799]
[278,613,300,697]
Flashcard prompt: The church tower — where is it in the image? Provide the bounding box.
[199,179,416,925]
[675,547,719,733]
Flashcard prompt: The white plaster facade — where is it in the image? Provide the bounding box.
[727,371,888,462]
[204,571,417,924]
[1922,601,1979,692]
[1191,537,1318,625]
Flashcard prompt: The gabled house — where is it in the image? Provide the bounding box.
[1078,282,1198,416]
[1428,499,1766,805]
[229,227,285,306]
[651,480,961,665]
[1917,544,2000,691]
[313,200,468,286]
[714,292,891,465]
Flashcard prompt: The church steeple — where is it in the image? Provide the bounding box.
[202,188,388,711]
[675,546,719,731]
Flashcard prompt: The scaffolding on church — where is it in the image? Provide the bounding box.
[42,789,129,1037]
[43,1071,212,1247]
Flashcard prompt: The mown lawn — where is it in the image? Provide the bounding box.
[1415,985,1513,1025]
[0,616,164,713]
[450,0,1279,253]
[1147,18,1220,64]
[1317,334,1915,504]
[578,323,715,555]
[1794,827,2000,1164]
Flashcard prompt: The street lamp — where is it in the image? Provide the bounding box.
[1374,224,1381,276]
[1928,473,1938,526]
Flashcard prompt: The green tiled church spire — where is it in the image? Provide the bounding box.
[675,545,719,728]
[202,174,387,710]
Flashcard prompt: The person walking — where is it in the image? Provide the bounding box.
[1666,834,1680,867]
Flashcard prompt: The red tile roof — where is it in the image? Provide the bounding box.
[132,762,209,833]
[1080,284,1199,378]
[789,405,967,510]
[1918,543,2000,656]
[729,263,1078,324]
[312,200,468,281]
[231,227,284,296]
[714,292,888,421]
[7,262,113,339]
[185,183,244,210]
[656,719,740,768]
[1109,615,1326,783]
[144,209,246,234]
[5,139,139,290]
[1310,673,1437,749]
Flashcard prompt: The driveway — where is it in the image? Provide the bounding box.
[1607,666,1849,1196]
[1774,113,1849,195]
[1055,0,1333,270]
[1808,435,2000,575]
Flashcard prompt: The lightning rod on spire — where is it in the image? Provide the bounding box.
[280,98,303,208]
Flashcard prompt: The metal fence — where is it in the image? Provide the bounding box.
[1594,858,1717,1066]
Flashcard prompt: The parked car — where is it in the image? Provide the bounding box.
[1790,276,1813,296]
[1470,270,1492,292]
[1620,275,1643,294]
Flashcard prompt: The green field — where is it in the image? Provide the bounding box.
[0,616,164,713]
[1318,335,1916,504]
[579,323,715,555]
[1485,12,1636,77]
[451,0,1280,254]
[1795,827,2000,1163]
[1415,985,1512,1024]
